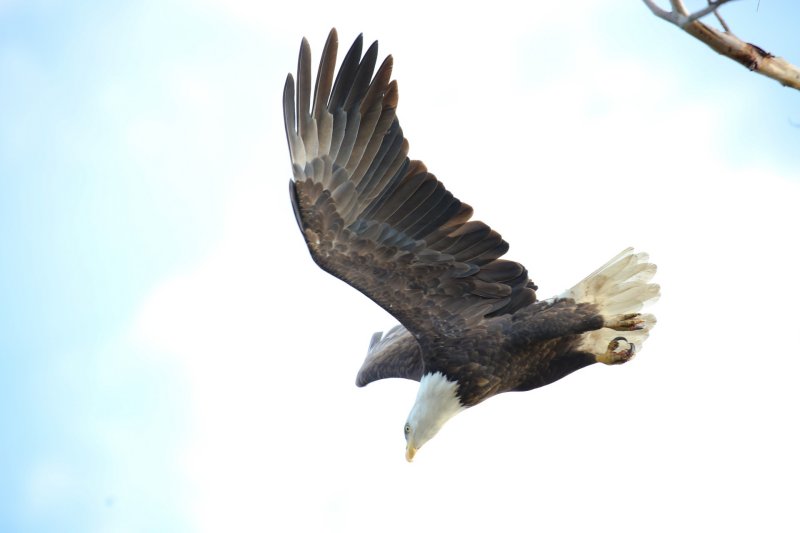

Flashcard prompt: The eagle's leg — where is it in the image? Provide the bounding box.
[595,336,635,365]
[605,313,646,331]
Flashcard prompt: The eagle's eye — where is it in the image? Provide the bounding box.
[404,423,411,435]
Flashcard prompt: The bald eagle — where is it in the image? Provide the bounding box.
[283,29,659,462]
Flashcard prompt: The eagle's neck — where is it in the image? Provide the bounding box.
[409,372,466,433]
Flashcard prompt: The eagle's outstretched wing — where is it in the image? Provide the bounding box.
[284,29,537,350]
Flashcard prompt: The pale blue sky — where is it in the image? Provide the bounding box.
[2,1,799,532]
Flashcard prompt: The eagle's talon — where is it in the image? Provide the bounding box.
[597,336,635,365]
[606,313,646,331]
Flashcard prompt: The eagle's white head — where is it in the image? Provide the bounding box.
[404,371,466,462]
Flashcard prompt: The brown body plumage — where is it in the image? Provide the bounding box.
[358,298,606,407]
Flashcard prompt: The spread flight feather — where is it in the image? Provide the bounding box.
[284,29,537,353]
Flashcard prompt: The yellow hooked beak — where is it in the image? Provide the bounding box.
[405,443,417,462]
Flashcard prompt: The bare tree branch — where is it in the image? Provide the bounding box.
[711,2,732,34]
[642,0,800,91]
[682,0,734,26]
[642,0,672,19]
[669,0,689,16]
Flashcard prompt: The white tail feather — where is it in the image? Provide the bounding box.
[564,248,660,355]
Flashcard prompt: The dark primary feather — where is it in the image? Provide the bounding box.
[284,29,538,357]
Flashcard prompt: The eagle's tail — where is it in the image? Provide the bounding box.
[565,248,660,361]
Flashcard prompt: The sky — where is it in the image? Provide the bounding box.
[1,0,799,531]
